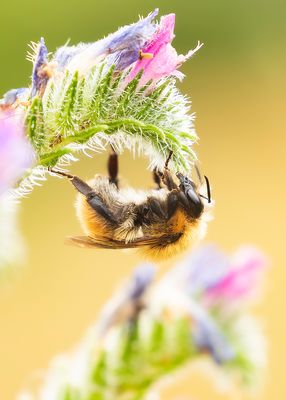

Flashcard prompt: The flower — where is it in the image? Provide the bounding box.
[54,9,202,83]
[18,246,266,399]
[1,9,202,199]
[150,267,236,366]
[0,88,29,107]
[97,264,154,336]
[29,10,203,93]
[128,14,203,85]
[160,244,229,295]
[205,246,266,305]
[162,244,266,307]
[27,37,49,97]
[190,300,235,364]
[0,194,25,271]
[0,110,34,194]
[150,244,266,370]
[56,9,159,74]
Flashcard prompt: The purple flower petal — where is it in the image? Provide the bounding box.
[0,88,29,107]
[0,110,34,194]
[97,264,154,336]
[164,244,266,311]
[106,9,158,54]
[191,305,235,364]
[60,9,159,73]
[128,14,203,85]
[159,244,229,297]
[186,244,229,294]
[54,44,85,71]
[31,37,49,97]
[129,264,155,300]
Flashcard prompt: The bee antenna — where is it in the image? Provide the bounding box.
[204,175,211,203]
[165,150,173,169]
[194,163,203,184]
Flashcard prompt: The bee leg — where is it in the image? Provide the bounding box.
[158,150,178,191]
[165,150,173,169]
[108,146,119,188]
[148,189,181,221]
[148,197,168,219]
[152,169,162,189]
[49,167,117,224]
[161,169,178,191]
[86,193,117,224]
[49,168,94,196]
[149,189,185,220]
[166,190,181,218]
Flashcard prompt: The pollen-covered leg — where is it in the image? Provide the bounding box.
[107,148,119,188]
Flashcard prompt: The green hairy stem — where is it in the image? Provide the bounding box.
[15,64,197,197]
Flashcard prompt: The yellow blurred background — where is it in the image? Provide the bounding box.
[0,0,285,398]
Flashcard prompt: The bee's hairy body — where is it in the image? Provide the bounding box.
[75,175,209,260]
[50,152,211,260]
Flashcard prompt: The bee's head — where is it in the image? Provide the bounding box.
[176,172,207,218]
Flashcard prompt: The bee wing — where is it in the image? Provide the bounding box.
[66,236,128,249]
[67,234,181,249]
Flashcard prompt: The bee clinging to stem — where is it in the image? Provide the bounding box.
[49,150,212,260]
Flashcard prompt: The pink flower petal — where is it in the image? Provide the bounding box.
[206,247,266,302]
[128,14,203,85]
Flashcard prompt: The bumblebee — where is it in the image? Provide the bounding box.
[50,151,212,260]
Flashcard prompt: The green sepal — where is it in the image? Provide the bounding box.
[25,96,45,153]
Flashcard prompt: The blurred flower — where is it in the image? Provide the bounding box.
[151,276,236,367]
[97,264,155,336]
[0,88,29,107]
[0,110,34,195]
[18,246,266,399]
[150,244,266,373]
[158,244,229,296]
[191,301,235,364]
[0,194,26,271]
[205,246,266,305]
[160,244,266,308]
